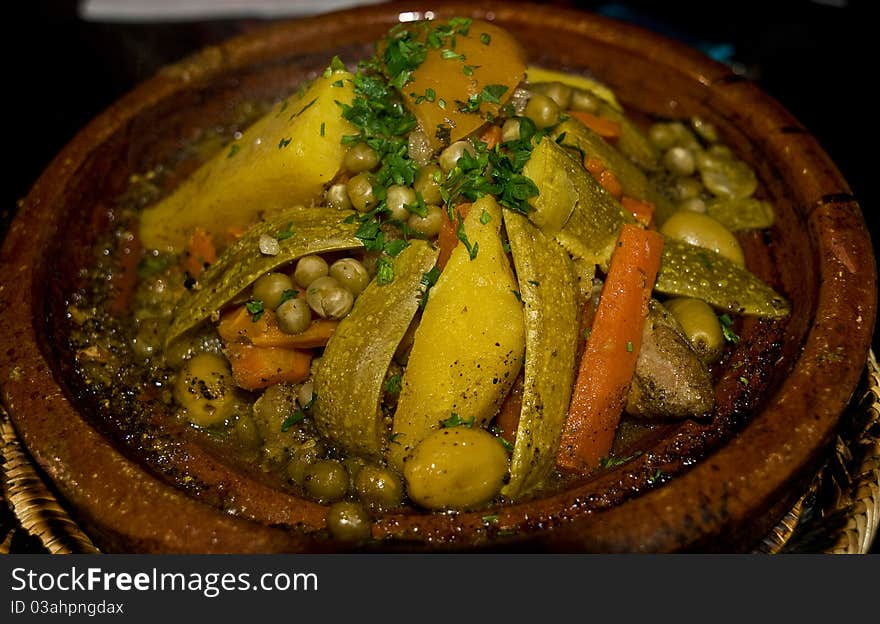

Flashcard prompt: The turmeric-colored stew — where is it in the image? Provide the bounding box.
[70,18,788,543]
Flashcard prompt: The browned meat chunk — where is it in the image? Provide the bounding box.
[626,301,715,418]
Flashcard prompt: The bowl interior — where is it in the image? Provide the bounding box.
[1,1,874,553]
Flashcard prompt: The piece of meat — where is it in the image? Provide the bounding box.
[625,300,715,419]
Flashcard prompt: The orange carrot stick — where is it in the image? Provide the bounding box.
[218,306,338,349]
[437,202,472,270]
[621,196,656,228]
[567,110,622,141]
[226,343,312,391]
[556,224,663,472]
[598,169,623,200]
[494,373,524,446]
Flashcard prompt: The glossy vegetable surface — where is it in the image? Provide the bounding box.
[140,69,357,252]
[389,197,524,469]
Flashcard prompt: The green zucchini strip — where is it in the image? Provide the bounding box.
[312,240,439,458]
[706,197,775,232]
[164,207,363,346]
[502,211,579,499]
[656,239,790,318]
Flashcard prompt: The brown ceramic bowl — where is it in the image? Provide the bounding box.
[0,1,875,553]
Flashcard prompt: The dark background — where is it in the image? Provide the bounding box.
[3,0,876,553]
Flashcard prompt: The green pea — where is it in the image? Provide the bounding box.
[329,258,370,296]
[304,459,349,503]
[252,272,294,310]
[354,464,404,510]
[524,93,560,129]
[343,142,379,173]
[276,297,312,334]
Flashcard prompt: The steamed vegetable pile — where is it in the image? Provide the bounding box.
[133,18,788,541]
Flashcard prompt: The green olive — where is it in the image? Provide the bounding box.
[531,81,573,110]
[329,257,370,296]
[252,272,294,310]
[664,298,725,363]
[355,464,404,510]
[659,211,745,266]
[385,185,416,222]
[325,501,371,542]
[524,93,560,129]
[304,459,349,503]
[414,165,443,205]
[293,254,329,288]
[174,353,236,427]
[404,427,509,510]
[346,172,378,213]
[501,118,521,143]
[286,438,325,485]
[343,142,379,173]
[276,297,312,334]
[663,146,696,177]
[325,183,352,210]
[306,275,354,319]
[570,88,599,113]
[439,140,475,173]
[407,204,443,238]
[407,129,433,166]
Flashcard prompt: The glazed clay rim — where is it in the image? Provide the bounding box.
[0,1,875,552]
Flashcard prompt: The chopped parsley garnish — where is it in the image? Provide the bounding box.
[719,313,741,344]
[278,137,292,149]
[388,432,403,445]
[479,209,492,224]
[480,32,491,45]
[276,222,295,240]
[599,452,640,469]
[441,49,465,61]
[441,412,475,428]
[384,374,403,395]
[481,514,499,523]
[462,64,477,76]
[320,122,326,137]
[498,436,514,452]
[410,87,436,105]
[376,256,395,285]
[456,214,479,260]
[626,341,634,352]
[278,289,299,306]
[289,97,318,121]
[527,279,540,286]
[647,468,664,484]
[280,411,305,432]
[246,299,265,322]
[354,218,385,251]
[419,266,441,309]
[227,143,240,158]
[323,55,347,78]
[384,238,410,258]
[511,289,522,303]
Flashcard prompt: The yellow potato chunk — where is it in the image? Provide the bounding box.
[389,197,525,469]
[402,20,525,152]
[140,69,357,252]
